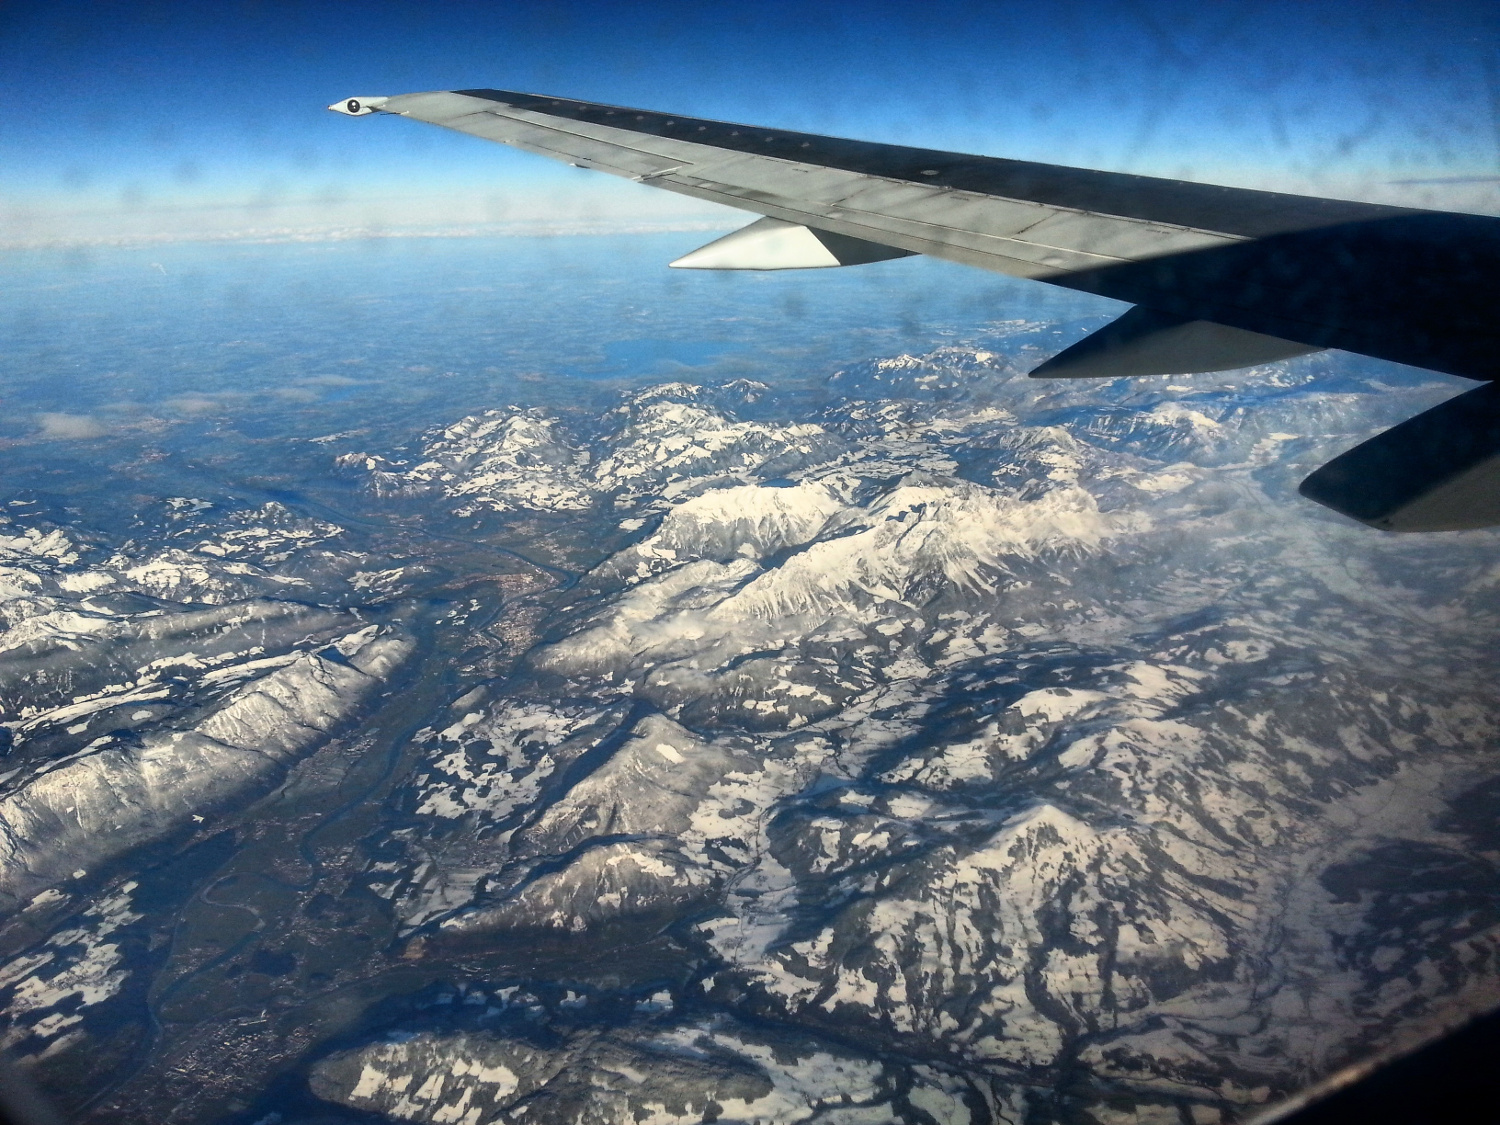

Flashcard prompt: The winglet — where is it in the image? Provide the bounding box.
[328,97,390,117]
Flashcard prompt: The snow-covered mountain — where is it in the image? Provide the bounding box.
[3,342,1497,1125]
[307,355,1500,1124]
[0,499,416,1068]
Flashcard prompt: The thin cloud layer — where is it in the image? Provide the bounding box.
[161,395,227,415]
[36,413,108,440]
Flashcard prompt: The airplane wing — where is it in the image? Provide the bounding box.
[329,91,1500,532]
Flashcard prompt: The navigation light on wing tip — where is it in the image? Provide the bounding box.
[328,97,389,116]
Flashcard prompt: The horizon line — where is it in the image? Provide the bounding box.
[0,218,741,253]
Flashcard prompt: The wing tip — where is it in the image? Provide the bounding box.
[328,96,390,117]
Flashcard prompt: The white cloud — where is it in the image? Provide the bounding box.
[161,395,224,415]
[36,413,108,440]
[0,183,736,251]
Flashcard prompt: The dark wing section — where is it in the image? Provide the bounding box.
[331,89,1500,528]
[452,90,1391,238]
[1249,1004,1500,1125]
[1029,305,1321,378]
[1299,382,1500,531]
[1056,212,1500,385]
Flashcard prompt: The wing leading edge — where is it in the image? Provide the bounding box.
[330,90,1500,531]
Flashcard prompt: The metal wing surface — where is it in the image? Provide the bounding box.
[331,90,1500,530]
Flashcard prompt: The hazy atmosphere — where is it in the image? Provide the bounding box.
[4,0,1499,246]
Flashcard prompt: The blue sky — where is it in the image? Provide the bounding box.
[2,0,1497,245]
